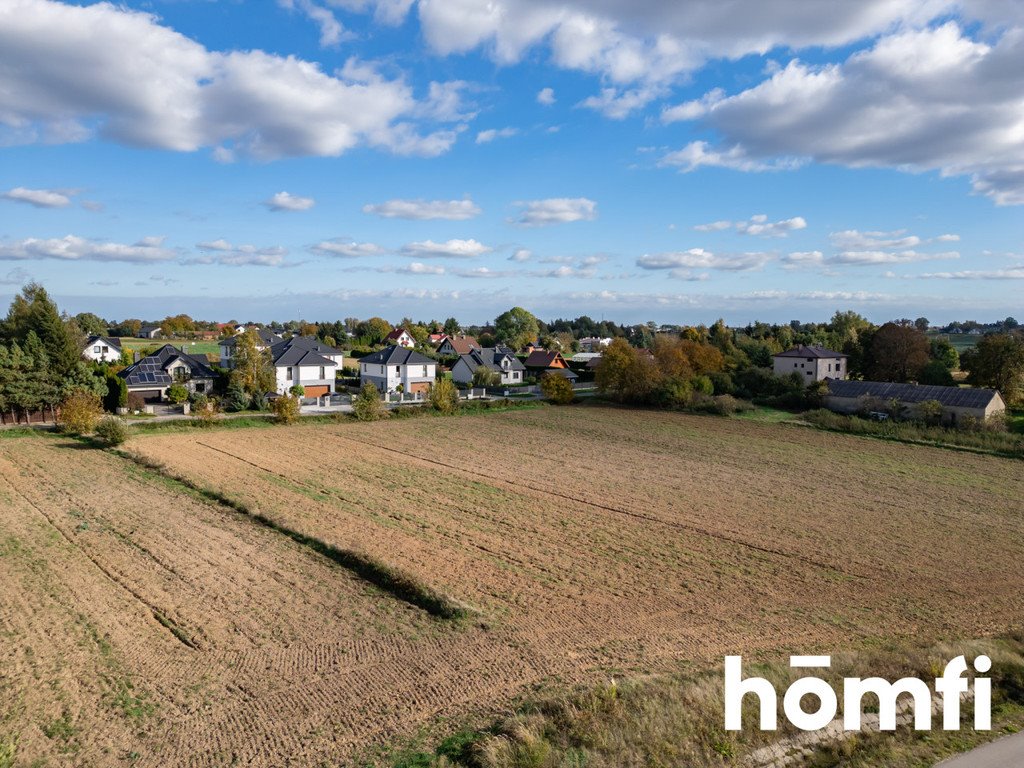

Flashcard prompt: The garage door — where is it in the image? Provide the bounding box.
[409,381,430,394]
[132,389,163,403]
[304,385,330,397]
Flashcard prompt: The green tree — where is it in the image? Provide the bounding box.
[961,333,1024,404]
[540,372,575,404]
[914,317,930,331]
[494,307,540,352]
[74,312,108,337]
[166,383,189,404]
[229,328,276,399]
[352,383,388,421]
[866,322,930,382]
[224,379,251,412]
[442,317,461,336]
[930,338,960,370]
[919,360,955,386]
[427,377,460,414]
[1,283,81,377]
[471,366,500,388]
[360,317,393,345]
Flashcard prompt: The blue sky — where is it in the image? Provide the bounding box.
[1,0,1022,325]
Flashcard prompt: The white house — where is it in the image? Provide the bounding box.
[268,336,344,397]
[451,346,525,385]
[82,335,122,363]
[137,325,162,339]
[384,328,416,348]
[359,346,437,394]
[772,345,848,382]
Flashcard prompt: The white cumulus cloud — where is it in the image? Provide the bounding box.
[362,198,480,220]
[2,187,75,208]
[311,239,387,257]
[511,197,597,227]
[401,238,492,258]
[0,235,175,263]
[264,191,316,211]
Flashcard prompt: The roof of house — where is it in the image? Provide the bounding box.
[220,328,283,348]
[119,344,214,387]
[775,344,847,359]
[360,346,435,366]
[139,324,161,334]
[85,335,122,350]
[826,380,1001,409]
[458,346,525,374]
[543,367,578,380]
[440,335,480,355]
[268,336,341,368]
[524,350,567,368]
[385,328,413,341]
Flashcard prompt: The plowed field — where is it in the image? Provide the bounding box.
[2,406,1022,766]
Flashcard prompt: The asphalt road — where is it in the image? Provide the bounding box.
[934,731,1024,767]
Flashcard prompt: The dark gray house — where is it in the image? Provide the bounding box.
[119,344,216,403]
[450,346,525,385]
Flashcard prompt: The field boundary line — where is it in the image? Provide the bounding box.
[328,433,869,582]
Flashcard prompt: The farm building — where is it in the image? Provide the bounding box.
[137,324,162,339]
[359,346,437,395]
[82,335,122,363]
[451,346,525,385]
[119,344,215,402]
[773,345,847,382]
[824,380,1006,425]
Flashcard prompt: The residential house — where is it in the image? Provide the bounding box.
[82,335,122,363]
[524,349,569,376]
[384,328,417,348]
[451,346,526,385]
[359,346,437,394]
[269,336,342,397]
[437,335,481,357]
[772,345,848,382]
[578,337,612,352]
[137,325,162,339]
[219,328,283,369]
[824,380,1005,425]
[428,333,448,346]
[119,344,215,403]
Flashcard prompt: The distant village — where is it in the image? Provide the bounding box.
[2,284,1021,435]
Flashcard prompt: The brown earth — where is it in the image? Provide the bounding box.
[2,406,1023,766]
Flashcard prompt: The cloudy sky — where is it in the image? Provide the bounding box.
[1,0,1022,324]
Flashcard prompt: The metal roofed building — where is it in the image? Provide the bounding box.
[824,380,1006,425]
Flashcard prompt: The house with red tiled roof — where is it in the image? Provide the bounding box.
[384,328,416,348]
[437,335,480,356]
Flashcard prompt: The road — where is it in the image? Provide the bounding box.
[934,731,1024,767]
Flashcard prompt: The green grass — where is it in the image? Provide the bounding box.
[118,338,220,358]
[1009,408,1024,435]
[732,405,799,423]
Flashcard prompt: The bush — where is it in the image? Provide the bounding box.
[224,379,251,412]
[352,383,388,422]
[126,392,146,412]
[428,377,460,415]
[94,416,129,446]
[57,390,104,435]
[270,394,301,424]
[103,373,128,412]
[708,371,736,396]
[192,398,221,429]
[166,383,189,404]
[540,373,575,404]
[289,385,305,397]
[691,375,714,396]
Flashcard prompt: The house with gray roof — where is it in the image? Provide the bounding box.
[137,324,162,339]
[825,380,1005,425]
[359,346,437,395]
[119,344,215,403]
[451,346,525,385]
[773,344,847,382]
[82,335,122,363]
[269,336,343,397]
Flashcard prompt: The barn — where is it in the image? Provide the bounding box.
[824,380,1006,425]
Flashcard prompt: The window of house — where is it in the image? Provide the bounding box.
[319,366,325,379]
[836,363,842,372]
[93,346,101,353]
[395,366,400,374]
[286,366,293,379]
[806,370,812,375]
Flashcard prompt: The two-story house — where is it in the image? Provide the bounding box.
[82,335,122,363]
[118,344,215,402]
[772,345,848,382]
[268,336,344,397]
[451,346,525,386]
[359,346,437,395]
[384,328,416,348]
[218,328,283,369]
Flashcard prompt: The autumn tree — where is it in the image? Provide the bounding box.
[229,328,276,400]
[540,372,575,404]
[595,338,662,403]
[495,307,540,352]
[961,333,1024,404]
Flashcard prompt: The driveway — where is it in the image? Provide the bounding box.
[934,731,1024,767]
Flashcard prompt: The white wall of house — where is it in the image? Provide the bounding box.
[360,361,437,393]
[275,363,336,394]
[83,342,119,363]
[773,355,846,382]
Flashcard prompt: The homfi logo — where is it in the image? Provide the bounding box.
[724,654,992,732]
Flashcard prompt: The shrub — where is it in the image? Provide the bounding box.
[690,375,714,396]
[270,394,301,424]
[352,383,388,422]
[94,416,129,446]
[472,366,501,388]
[540,373,575,404]
[428,377,460,415]
[708,371,735,396]
[126,392,146,412]
[192,397,221,428]
[166,383,189,404]
[224,379,251,412]
[103,373,128,412]
[57,390,104,435]
[289,384,306,397]
[655,377,694,408]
